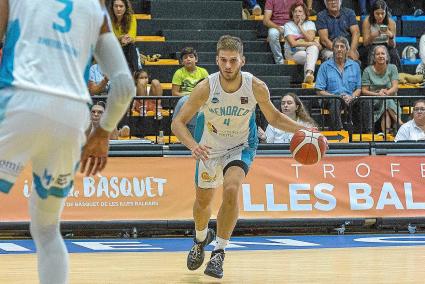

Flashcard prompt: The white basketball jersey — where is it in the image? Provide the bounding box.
[195,72,258,157]
[0,0,104,102]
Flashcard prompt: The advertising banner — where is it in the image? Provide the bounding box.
[1,156,425,222]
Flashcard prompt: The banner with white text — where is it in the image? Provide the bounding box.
[1,156,425,222]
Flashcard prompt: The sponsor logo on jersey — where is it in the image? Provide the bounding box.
[241,97,248,104]
[207,122,218,134]
[211,97,219,104]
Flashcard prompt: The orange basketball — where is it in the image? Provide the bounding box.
[290,129,327,165]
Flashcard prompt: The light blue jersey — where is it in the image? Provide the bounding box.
[0,0,104,102]
[195,72,258,158]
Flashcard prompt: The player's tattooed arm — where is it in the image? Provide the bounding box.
[253,76,306,134]
[0,0,8,40]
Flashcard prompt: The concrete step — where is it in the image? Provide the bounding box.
[151,0,242,19]
[175,51,275,64]
[161,29,258,41]
[137,40,270,57]
[137,19,261,36]
[143,64,300,83]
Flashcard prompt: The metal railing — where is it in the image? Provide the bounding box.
[91,95,425,143]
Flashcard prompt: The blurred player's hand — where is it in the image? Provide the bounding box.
[80,127,110,176]
[191,144,212,161]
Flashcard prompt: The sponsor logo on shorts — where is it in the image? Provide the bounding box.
[201,172,217,182]
[0,160,24,176]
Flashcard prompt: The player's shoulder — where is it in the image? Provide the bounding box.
[251,75,268,91]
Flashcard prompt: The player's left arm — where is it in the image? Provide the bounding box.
[252,77,307,134]
[0,0,8,40]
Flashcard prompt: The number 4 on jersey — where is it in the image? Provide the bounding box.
[223,118,231,126]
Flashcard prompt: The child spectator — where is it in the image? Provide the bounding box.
[172,47,209,96]
[132,70,163,116]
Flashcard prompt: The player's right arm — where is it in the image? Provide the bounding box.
[171,79,210,161]
[0,0,8,40]
[81,2,136,176]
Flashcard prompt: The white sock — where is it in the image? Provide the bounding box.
[214,237,229,251]
[195,227,208,243]
[29,192,68,284]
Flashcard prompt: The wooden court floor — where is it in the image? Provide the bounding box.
[1,246,425,283]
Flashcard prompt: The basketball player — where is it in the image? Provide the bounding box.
[171,35,310,279]
[0,0,135,283]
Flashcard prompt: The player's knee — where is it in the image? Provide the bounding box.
[222,186,239,205]
[195,196,212,209]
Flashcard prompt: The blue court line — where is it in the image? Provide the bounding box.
[1,234,425,255]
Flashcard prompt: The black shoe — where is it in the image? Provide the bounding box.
[204,249,225,279]
[186,228,215,271]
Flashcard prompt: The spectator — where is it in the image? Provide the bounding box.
[316,0,360,61]
[86,103,131,139]
[263,0,299,64]
[132,70,163,116]
[360,0,401,70]
[359,0,376,15]
[88,62,110,96]
[395,99,425,141]
[315,37,362,130]
[265,93,316,143]
[361,45,402,135]
[109,0,139,74]
[172,95,197,136]
[284,2,321,83]
[244,0,262,16]
[172,47,209,96]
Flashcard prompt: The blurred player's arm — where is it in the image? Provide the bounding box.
[253,77,306,134]
[95,15,135,132]
[171,79,210,161]
[0,0,8,40]
[81,6,135,175]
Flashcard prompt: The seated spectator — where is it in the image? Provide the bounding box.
[172,95,197,136]
[361,45,402,135]
[172,47,209,96]
[86,103,131,139]
[263,0,299,64]
[359,0,376,15]
[264,93,316,143]
[88,62,109,96]
[316,0,360,61]
[360,0,401,70]
[315,37,361,130]
[395,99,425,141]
[109,0,139,74]
[284,2,321,83]
[132,70,163,116]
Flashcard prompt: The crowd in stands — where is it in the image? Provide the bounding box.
[81,0,424,143]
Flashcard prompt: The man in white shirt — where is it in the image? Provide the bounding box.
[395,100,425,141]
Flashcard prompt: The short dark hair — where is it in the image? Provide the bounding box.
[180,47,197,60]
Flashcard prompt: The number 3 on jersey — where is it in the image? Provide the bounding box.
[223,118,231,126]
[53,0,74,33]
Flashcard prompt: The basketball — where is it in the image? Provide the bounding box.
[290,129,327,165]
